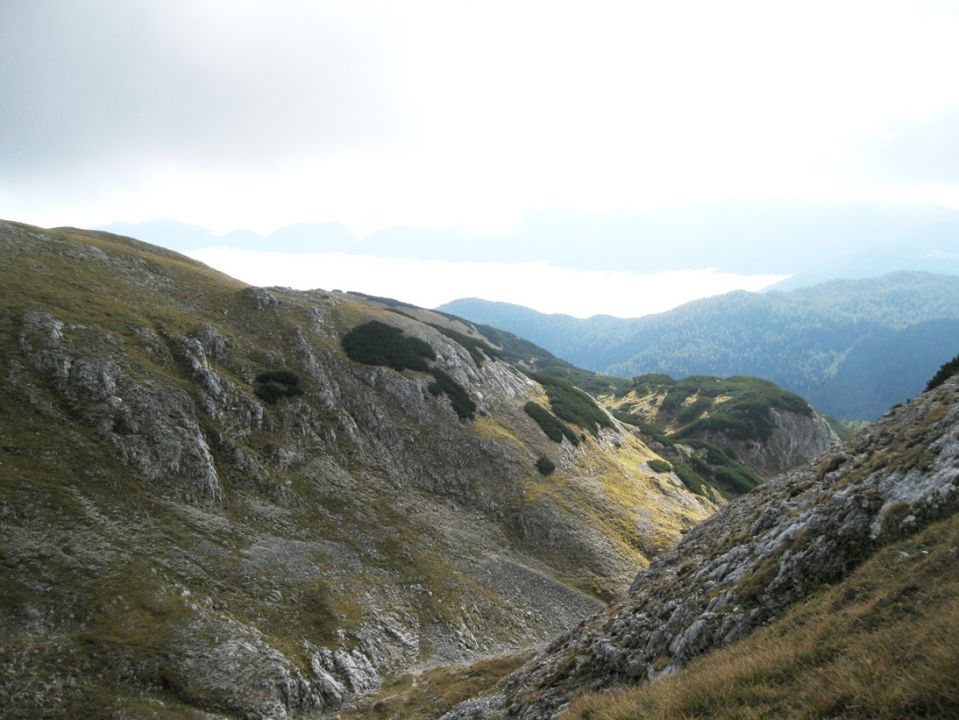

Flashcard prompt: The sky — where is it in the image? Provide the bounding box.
[3,1,959,316]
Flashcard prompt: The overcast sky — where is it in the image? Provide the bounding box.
[3,1,959,316]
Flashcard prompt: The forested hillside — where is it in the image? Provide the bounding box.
[440,272,959,419]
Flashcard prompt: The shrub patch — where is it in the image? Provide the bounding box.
[342,320,436,372]
[528,372,613,436]
[648,458,672,474]
[254,370,305,404]
[535,456,556,475]
[428,368,476,420]
[524,401,580,445]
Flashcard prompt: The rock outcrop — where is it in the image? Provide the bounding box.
[695,404,839,477]
[443,376,959,719]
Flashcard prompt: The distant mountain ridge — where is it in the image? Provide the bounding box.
[99,201,959,288]
[438,272,959,421]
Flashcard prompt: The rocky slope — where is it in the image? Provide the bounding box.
[443,374,959,719]
[0,221,719,719]
[392,315,817,501]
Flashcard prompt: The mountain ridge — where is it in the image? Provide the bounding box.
[438,272,959,420]
[98,201,959,286]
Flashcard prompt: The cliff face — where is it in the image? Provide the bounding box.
[0,221,714,718]
[603,376,839,482]
[695,405,838,478]
[444,376,959,719]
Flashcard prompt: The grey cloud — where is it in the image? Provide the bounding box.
[0,0,407,179]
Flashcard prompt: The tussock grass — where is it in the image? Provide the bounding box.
[562,513,959,720]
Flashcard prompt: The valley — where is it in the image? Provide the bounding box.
[1,220,956,719]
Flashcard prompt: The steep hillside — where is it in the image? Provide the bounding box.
[439,272,959,420]
[355,295,772,503]
[0,221,715,718]
[562,509,959,720]
[604,374,838,481]
[443,374,959,719]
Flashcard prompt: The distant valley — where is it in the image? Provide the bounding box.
[440,271,959,421]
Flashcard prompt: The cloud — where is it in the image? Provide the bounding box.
[857,107,959,185]
[0,1,406,179]
[183,247,788,318]
[4,1,959,233]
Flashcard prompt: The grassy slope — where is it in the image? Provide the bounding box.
[360,509,959,720]
[601,375,789,496]
[470,322,628,398]
[421,315,778,499]
[562,511,959,719]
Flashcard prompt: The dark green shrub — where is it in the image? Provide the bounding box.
[673,461,708,496]
[341,320,435,372]
[677,396,711,423]
[254,370,304,404]
[535,456,556,475]
[528,373,613,436]
[524,402,579,445]
[712,466,760,495]
[428,368,476,420]
[613,410,670,443]
[648,458,672,474]
[926,352,959,391]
